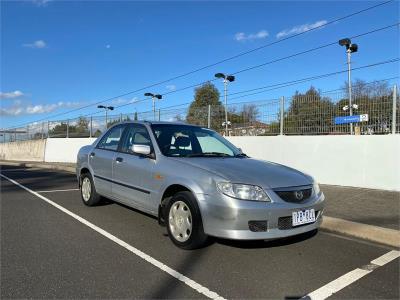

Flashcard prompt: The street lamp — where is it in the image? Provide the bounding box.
[144,92,162,121]
[97,105,114,128]
[215,73,235,136]
[339,38,358,135]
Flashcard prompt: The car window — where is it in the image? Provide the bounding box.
[152,124,239,157]
[195,132,233,155]
[97,125,125,151]
[120,125,152,154]
[152,127,198,156]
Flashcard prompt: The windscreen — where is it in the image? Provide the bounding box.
[151,124,241,157]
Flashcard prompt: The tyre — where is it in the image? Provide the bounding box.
[80,172,101,206]
[166,191,208,250]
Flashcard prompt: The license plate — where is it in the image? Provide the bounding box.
[292,209,316,226]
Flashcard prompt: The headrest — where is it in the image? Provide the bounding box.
[174,136,191,148]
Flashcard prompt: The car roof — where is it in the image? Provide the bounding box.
[119,120,202,127]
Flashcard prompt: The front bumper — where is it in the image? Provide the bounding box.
[197,191,325,240]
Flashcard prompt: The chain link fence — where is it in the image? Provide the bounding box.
[1,85,398,142]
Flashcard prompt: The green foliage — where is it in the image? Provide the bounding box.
[93,129,102,137]
[186,83,262,131]
[284,86,336,134]
[71,117,90,136]
[48,122,68,137]
[49,116,91,137]
[284,82,395,134]
[186,82,224,128]
[228,104,260,126]
[335,80,394,134]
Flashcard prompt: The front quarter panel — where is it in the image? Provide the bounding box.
[151,156,225,204]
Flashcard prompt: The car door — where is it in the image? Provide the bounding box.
[112,124,156,213]
[89,124,126,198]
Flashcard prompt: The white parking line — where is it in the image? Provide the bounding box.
[37,188,79,193]
[305,250,400,299]
[0,173,225,300]
[1,168,36,172]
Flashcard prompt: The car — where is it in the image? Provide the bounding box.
[77,121,325,249]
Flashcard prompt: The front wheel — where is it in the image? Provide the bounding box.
[80,173,101,206]
[166,191,208,250]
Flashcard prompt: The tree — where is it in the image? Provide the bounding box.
[342,79,391,98]
[284,86,335,135]
[337,79,394,134]
[239,104,260,124]
[186,82,224,129]
[72,117,90,137]
[174,114,184,122]
[48,122,68,137]
[107,118,121,128]
[76,117,89,132]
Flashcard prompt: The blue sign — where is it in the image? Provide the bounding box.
[334,114,368,125]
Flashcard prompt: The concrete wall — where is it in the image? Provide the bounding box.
[44,138,97,163]
[1,135,398,191]
[0,139,46,162]
[227,135,400,191]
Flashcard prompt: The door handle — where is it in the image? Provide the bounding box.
[116,157,123,163]
[90,152,95,158]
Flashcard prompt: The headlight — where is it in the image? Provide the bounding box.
[217,182,270,202]
[313,182,321,195]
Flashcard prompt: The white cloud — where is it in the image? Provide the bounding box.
[166,85,176,91]
[276,20,328,39]
[109,97,138,106]
[32,0,52,7]
[26,104,58,114]
[0,101,82,116]
[0,90,24,99]
[23,40,47,49]
[234,30,269,42]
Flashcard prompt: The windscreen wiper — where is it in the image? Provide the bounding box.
[234,153,248,158]
[187,152,232,157]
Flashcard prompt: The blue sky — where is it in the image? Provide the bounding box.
[1,0,399,128]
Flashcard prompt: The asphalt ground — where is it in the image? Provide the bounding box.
[3,161,399,230]
[322,185,400,230]
[1,165,399,299]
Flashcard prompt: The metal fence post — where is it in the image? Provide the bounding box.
[26,124,29,141]
[90,116,93,138]
[120,113,123,123]
[158,109,161,121]
[47,121,50,138]
[66,119,69,138]
[41,122,44,139]
[280,96,285,135]
[392,85,397,134]
[208,105,211,128]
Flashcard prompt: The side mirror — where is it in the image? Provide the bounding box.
[238,148,243,153]
[132,144,151,156]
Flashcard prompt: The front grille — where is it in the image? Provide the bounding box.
[278,211,319,230]
[248,220,268,232]
[275,188,312,203]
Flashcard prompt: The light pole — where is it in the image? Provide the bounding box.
[215,73,235,136]
[97,105,114,128]
[144,93,162,121]
[339,38,358,135]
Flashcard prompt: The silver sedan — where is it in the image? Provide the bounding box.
[77,121,325,249]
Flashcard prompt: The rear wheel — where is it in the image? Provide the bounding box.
[80,172,101,206]
[166,191,208,249]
